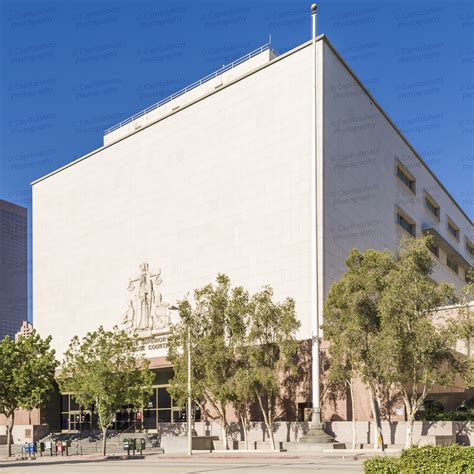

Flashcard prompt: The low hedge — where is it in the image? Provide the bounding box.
[364,445,474,473]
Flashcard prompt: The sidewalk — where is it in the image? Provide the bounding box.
[0,448,397,463]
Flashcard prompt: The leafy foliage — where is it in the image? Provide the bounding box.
[167,275,300,450]
[246,286,300,450]
[0,330,57,457]
[378,237,461,447]
[58,326,154,455]
[324,237,466,448]
[323,247,395,449]
[365,445,474,474]
[167,274,250,450]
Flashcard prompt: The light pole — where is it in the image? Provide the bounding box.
[300,4,334,446]
[187,324,192,456]
[169,304,193,455]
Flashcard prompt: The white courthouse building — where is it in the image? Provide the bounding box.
[31,35,473,432]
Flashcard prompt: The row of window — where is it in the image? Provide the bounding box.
[396,161,473,258]
[396,208,470,280]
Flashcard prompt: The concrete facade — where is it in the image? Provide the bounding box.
[32,37,472,362]
[0,200,27,340]
[30,36,472,433]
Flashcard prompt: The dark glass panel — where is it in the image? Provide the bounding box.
[143,411,157,429]
[154,368,174,385]
[61,413,69,430]
[70,396,80,411]
[158,410,171,423]
[61,395,69,412]
[158,388,171,408]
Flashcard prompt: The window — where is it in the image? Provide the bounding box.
[396,162,416,193]
[446,257,458,275]
[447,218,460,241]
[428,243,439,258]
[466,239,474,257]
[424,192,440,219]
[397,210,416,236]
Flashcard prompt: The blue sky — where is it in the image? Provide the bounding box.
[0,0,473,319]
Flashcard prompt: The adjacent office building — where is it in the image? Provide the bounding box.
[0,199,27,340]
[31,35,473,431]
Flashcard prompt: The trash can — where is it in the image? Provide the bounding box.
[123,438,136,455]
[136,438,146,454]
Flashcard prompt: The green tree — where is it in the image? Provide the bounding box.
[455,270,473,388]
[246,286,300,451]
[58,326,154,455]
[0,330,57,457]
[229,366,255,450]
[323,248,395,450]
[167,274,249,450]
[379,237,464,448]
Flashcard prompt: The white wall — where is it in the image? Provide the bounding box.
[322,41,472,296]
[33,44,316,359]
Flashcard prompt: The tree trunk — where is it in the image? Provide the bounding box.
[405,410,415,449]
[368,388,384,451]
[102,427,107,456]
[267,417,276,451]
[221,422,229,450]
[255,392,276,451]
[348,379,357,449]
[240,413,248,451]
[7,412,14,457]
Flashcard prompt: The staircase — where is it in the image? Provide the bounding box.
[37,431,164,456]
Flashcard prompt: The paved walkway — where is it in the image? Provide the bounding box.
[0,451,372,473]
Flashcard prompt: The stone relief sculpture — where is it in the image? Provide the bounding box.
[122,263,171,334]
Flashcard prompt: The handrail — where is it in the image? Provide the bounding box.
[104,43,271,135]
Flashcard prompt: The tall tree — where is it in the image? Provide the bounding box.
[167,274,249,450]
[323,248,395,450]
[0,330,57,457]
[229,367,255,450]
[246,286,300,451]
[58,326,154,455]
[378,237,464,448]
